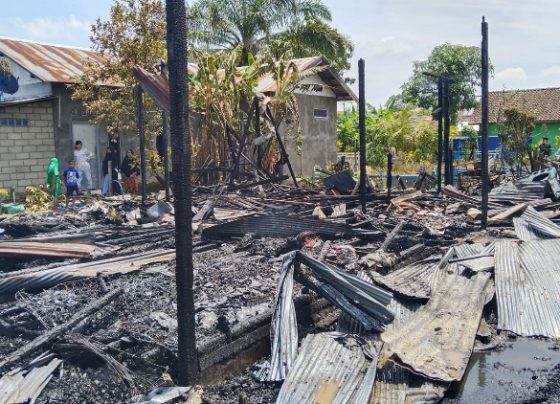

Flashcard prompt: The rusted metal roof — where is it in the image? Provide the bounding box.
[134,55,357,111]
[276,332,381,404]
[381,270,492,382]
[257,56,357,101]
[0,241,95,258]
[495,239,560,337]
[0,249,175,295]
[0,38,107,83]
[335,273,446,403]
[133,66,170,111]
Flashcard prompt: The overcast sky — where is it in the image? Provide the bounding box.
[2,0,559,105]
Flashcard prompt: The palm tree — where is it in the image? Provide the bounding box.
[188,0,353,70]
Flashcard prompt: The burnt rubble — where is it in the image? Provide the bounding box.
[1,174,560,403]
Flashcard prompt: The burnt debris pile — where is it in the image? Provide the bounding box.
[1,171,560,403]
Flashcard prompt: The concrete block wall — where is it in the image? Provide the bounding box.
[283,94,338,177]
[0,101,55,193]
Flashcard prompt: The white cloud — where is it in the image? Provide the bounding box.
[371,36,415,58]
[12,15,90,42]
[540,66,560,80]
[494,67,527,86]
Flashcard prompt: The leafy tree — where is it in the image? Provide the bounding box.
[402,44,490,123]
[499,108,536,174]
[0,60,11,75]
[188,0,353,71]
[337,104,438,171]
[73,0,166,138]
[72,0,167,183]
[458,125,479,160]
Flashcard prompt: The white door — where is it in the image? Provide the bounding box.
[72,123,101,189]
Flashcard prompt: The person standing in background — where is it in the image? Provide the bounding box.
[121,149,139,194]
[102,147,122,195]
[539,137,552,170]
[63,159,80,207]
[74,140,94,193]
[45,157,61,212]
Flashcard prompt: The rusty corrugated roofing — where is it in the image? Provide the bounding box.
[495,239,560,337]
[336,273,446,404]
[134,55,357,110]
[0,38,107,83]
[381,270,492,382]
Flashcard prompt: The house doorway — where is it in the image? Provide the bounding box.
[72,122,102,189]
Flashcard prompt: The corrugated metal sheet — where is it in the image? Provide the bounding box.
[297,252,394,329]
[336,272,419,334]
[256,253,298,382]
[460,243,494,272]
[0,249,175,295]
[369,243,490,299]
[371,365,445,404]
[0,38,107,83]
[133,66,170,112]
[495,239,560,337]
[381,270,492,382]
[276,332,381,404]
[369,257,440,300]
[513,206,560,241]
[202,215,363,240]
[335,274,445,404]
[375,296,446,403]
[0,357,61,402]
[0,241,95,258]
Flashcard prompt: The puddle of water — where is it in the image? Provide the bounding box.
[449,338,560,403]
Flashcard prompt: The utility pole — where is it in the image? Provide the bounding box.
[358,59,367,213]
[166,0,199,385]
[481,16,490,227]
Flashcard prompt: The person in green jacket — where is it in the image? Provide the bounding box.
[46,157,61,211]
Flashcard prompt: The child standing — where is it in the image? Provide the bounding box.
[63,159,80,208]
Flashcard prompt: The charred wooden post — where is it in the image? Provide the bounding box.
[265,104,299,187]
[162,112,171,201]
[443,78,452,185]
[481,17,490,227]
[166,0,199,385]
[108,160,113,196]
[229,98,257,188]
[387,151,393,200]
[437,77,443,194]
[136,85,147,204]
[358,59,367,213]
